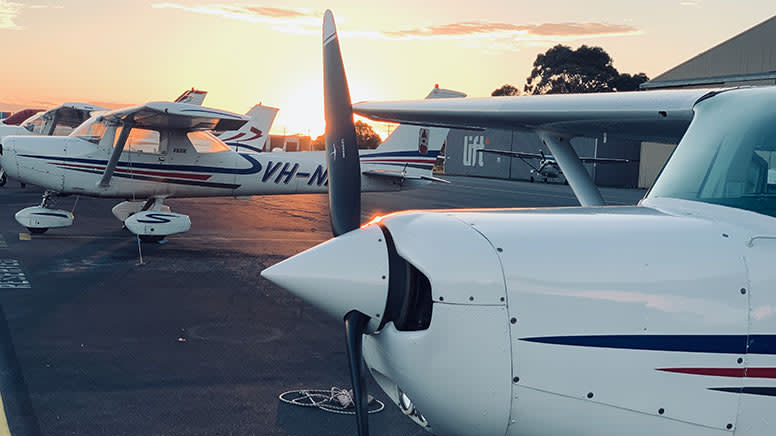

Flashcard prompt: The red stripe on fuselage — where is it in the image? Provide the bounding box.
[361,159,435,164]
[659,368,776,378]
[54,162,212,180]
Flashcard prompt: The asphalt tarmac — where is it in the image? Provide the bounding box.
[0,176,646,436]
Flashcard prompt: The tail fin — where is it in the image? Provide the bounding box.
[361,86,464,178]
[174,88,208,105]
[216,104,279,153]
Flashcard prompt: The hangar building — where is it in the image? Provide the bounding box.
[442,15,776,189]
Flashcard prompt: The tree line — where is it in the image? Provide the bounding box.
[493,44,649,96]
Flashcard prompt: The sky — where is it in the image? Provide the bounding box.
[1,0,775,137]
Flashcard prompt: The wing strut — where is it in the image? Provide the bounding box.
[98,121,133,188]
[538,131,605,207]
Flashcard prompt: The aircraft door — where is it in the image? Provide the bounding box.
[735,238,776,436]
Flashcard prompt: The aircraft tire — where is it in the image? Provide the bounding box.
[0,173,6,187]
[27,227,48,234]
[529,176,534,183]
[544,178,548,183]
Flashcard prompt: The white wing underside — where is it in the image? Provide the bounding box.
[99,102,249,132]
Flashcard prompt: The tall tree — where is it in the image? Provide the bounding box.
[491,84,520,96]
[354,120,381,149]
[524,44,648,95]
[312,121,382,150]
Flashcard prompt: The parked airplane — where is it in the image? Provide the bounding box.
[0,103,107,186]
[0,96,449,240]
[0,89,212,187]
[479,148,631,183]
[262,10,776,436]
[0,108,45,126]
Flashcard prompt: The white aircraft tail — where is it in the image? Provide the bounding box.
[361,86,464,178]
[217,104,279,153]
[174,88,208,105]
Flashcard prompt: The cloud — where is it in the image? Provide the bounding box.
[0,1,63,30]
[0,0,22,29]
[152,3,321,34]
[679,0,703,6]
[383,21,640,41]
[153,3,641,50]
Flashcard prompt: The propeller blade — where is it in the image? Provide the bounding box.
[323,9,361,236]
[344,310,370,436]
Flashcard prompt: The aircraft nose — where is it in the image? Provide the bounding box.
[260,225,390,333]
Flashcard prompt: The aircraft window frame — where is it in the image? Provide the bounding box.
[187,131,231,154]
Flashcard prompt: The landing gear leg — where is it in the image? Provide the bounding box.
[0,169,6,187]
[40,190,56,208]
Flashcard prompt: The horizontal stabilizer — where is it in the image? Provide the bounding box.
[362,169,449,183]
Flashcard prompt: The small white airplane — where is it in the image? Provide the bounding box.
[479,148,631,183]
[0,95,450,240]
[262,11,776,436]
[0,89,216,187]
[0,102,107,186]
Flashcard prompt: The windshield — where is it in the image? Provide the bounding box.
[649,88,776,218]
[70,117,107,144]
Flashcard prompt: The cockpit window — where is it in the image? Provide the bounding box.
[649,94,776,218]
[22,114,46,134]
[187,131,230,153]
[70,118,107,144]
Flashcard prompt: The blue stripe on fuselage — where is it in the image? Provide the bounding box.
[18,153,263,175]
[520,334,776,355]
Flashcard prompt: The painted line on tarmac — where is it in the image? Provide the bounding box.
[0,236,7,249]
[34,235,327,243]
[0,306,42,436]
[0,260,30,289]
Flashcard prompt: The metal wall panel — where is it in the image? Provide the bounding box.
[445,128,640,187]
[444,129,511,179]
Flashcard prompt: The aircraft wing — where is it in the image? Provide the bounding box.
[99,102,248,132]
[478,149,543,160]
[353,88,724,143]
[44,102,108,128]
